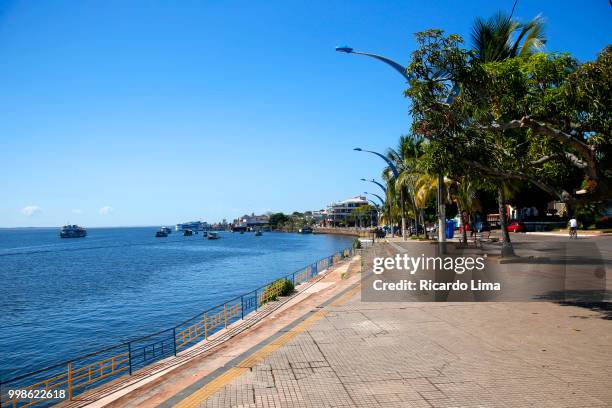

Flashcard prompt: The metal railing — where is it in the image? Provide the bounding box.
[0,247,353,408]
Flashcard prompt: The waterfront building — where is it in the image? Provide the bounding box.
[232,213,270,231]
[325,196,369,227]
[309,210,327,225]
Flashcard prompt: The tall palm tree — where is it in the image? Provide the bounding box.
[470,9,546,256]
[387,135,427,237]
[472,11,545,63]
[451,178,479,244]
[413,174,438,238]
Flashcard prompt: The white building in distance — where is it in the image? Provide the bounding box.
[325,196,369,227]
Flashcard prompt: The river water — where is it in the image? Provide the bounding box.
[0,227,352,380]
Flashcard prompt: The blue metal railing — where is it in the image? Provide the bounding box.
[0,247,353,408]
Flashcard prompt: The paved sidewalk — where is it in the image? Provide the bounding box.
[169,242,612,408]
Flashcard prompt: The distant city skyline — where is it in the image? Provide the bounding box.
[1,0,610,227]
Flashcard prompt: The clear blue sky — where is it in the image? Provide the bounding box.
[1,0,610,227]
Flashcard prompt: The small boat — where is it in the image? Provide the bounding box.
[202,231,208,238]
[207,232,220,240]
[155,230,168,237]
[161,226,172,234]
[183,229,193,236]
[60,224,87,238]
[255,230,263,236]
[298,227,313,234]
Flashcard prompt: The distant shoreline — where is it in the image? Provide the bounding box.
[0,225,167,230]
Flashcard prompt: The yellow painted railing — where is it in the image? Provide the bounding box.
[2,351,129,408]
[176,303,241,349]
[294,266,312,286]
[258,279,285,305]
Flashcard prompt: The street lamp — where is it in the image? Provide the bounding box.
[362,178,391,234]
[336,46,412,81]
[360,178,386,193]
[355,147,406,240]
[365,200,380,228]
[340,46,456,243]
[364,192,385,229]
[364,191,384,206]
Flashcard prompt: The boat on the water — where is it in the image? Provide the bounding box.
[183,229,194,236]
[298,227,313,234]
[160,226,172,234]
[207,232,220,240]
[155,229,168,237]
[60,225,87,238]
[255,230,263,236]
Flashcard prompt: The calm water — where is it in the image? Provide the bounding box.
[0,227,351,380]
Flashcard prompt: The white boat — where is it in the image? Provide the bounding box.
[207,232,220,240]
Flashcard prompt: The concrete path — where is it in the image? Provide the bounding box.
[162,240,612,408]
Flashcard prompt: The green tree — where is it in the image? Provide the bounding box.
[469,10,547,255]
[269,213,288,230]
[471,11,545,62]
[386,135,429,237]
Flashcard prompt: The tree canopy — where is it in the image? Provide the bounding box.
[405,29,611,205]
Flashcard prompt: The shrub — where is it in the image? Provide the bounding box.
[353,238,362,249]
[260,278,294,305]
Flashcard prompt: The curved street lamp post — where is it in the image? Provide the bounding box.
[361,178,392,235]
[355,148,407,240]
[364,191,385,205]
[362,197,381,228]
[365,192,385,229]
[360,178,387,194]
[339,46,453,243]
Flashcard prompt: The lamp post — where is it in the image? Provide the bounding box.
[361,178,392,235]
[365,192,385,229]
[360,178,386,193]
[339,46,455,243]
[355,148,406,240]
[364,198,381,227]
[364,191,384,206]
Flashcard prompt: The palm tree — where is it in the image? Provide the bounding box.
[470,9,546,256]
[451,178,479,244]
[387,135,427,237]
[413,174,438,238]
[472,12,545,63]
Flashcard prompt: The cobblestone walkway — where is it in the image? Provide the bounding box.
[178,243,612,408]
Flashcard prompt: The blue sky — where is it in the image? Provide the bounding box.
[1,0,610,227]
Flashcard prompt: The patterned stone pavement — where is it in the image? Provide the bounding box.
[184,240,612,408]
